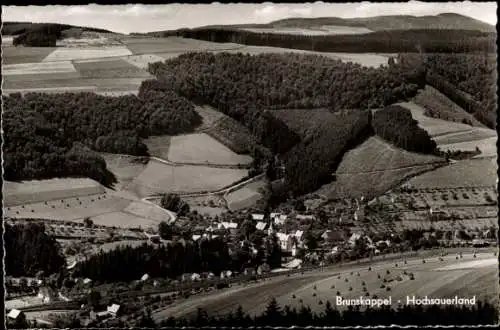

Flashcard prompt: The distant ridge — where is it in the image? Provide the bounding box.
[2,21,115,35]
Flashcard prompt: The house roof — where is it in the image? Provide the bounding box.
[83,278,92,284]
[270,213,281,218]
[221,222,238,229]
[7,309,21,319]
[252,214,264,220]
[294,230,304,238]
[192,234,201,241]
[322,230,344,241]
[107,304,120,314]
[141,274,149,281]
[276,232,290,242]
[296,214,314,220]
[256,222,267,230]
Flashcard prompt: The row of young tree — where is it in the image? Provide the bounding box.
[167,28,496,54]
[422,53,497,128]
[73,234,281,283]
[372,105,437,154]
[3,89,201,184]
[158,298,498,327]
[147,52,425,195]
[4,222,65,277]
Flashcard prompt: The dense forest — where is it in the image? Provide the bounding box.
[147,52,425,195]
[73,235,281,282]
[3,90,201,184]
[372,105,437,154]
[5,222,65,277]
[158,298,498,327]
[423,53,497,128]
[164,28,496,53]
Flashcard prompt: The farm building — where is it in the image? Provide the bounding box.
[7,309,24,320]
[321,230,345,245]
[141,274,150,281]
[219,222,238,229]
[256,221,267,231]
[252,213,265,221]
[270,212,281,219]
[274,214,288,225]
[294,230,304,241]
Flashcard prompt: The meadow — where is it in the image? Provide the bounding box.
[168,133,253,165]
[3,61,77,75]
[143,136,172,161]
[98,153,149,190]
[121,36,243,54]
[240,26,373,36]
[42,46,133,61]
[225,178,268,210]
[72,58,151,78]
[152,253,497,320]
[125,160,249,197]
[405,158,497,188]
[2,46,57,65]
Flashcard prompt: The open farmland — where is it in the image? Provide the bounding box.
[438,137,497,158]
[412,85,485,127]
[168,133,253,165]
[152,252,497,320]
[183,195,228,217]
[240,26,373,35]
[4,179,105,206]
[98,153,149,190]
[72,58,151,78]
[42,46,132,61]
[122,36,243,54]
[3,61,77,75]
[405,157,497,189]
[316,137,447,199]
[89,211,162,229]
[2,47,57,65]
[124,54,167,70]
[225,178,268,210]
[126,160,249,197]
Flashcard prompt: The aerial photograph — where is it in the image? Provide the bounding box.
[2,2,498,328]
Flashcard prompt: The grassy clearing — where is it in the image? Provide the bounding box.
[319,164,442,200]
[2,47,57,65]
[123,54,166,69]
[99,153,148,190]
[412,85,485,127]
[122,37,242,54]
[3,61,77,75]
[438,137,497,158]
[90,210,162,229]
[225,179,268,210]
[406,158,497,189]
[123,201,171,222]
[337,137,445,173]
[42,46,132,61]
[143,136,172,160]
[126,160,249,197]
[4,178,105,206]
[73,58,151,78]
[168,133,253,165]
[4,194,131,221]
[194,105,227,131]
[397,101,473,137]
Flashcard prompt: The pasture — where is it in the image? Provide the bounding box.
[412,85,485,127]
[123,201,171,222]
[3,61,77,75]
[72,58,151,78]
[240,25,373,36]
[168,133,253,165]
[2,47,57,65]
[121,36,243,54]
[89,211,162,229]
[98,153,148,190]
[405,158,497,189]
[317,137,447,199]
[438,136,497,158]
[42,46,133,61]
[143,136,172,160]
[126,160,249,197]
[225,179,268,210]
[152,253,497,320]
[124,54,166,70]
[4,178,105,206]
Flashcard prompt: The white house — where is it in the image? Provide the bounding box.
[256,222,267,231]
[294,230,304,240]
[83,278,92,285]
[274,214,288,225]
[252,214,265,221]
[7,309,23,320]
[191,273,201,281]
[192,234,201,241]
[219,222,238,230]
[348,233,362,247]
[296,214,315,221]
[107,304,121,317]
[276,232,297,252]
[141,274,149,282]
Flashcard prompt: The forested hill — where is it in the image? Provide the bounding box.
[268,13,496,32]
[2,22,113,36]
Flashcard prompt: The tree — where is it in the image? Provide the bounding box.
[88,290,101,309]
[303,230,318,250]
[158,221,173,240]
[264,297,282,325]
[161,193,190,216]
[83,217,93,228]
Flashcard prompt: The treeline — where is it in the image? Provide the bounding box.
[169,28,496,53]
[3,90,201,184]
[73,236,281,283]
[372,105,437,154]
[6,22,111,46]
[159,298,498,327]
[5,222,65,277]
[423,53,497,128]
[147,52,425,194]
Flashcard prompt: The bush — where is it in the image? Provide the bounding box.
[386,286,391,291]
[380,284,386,289]
[348,287,353,291]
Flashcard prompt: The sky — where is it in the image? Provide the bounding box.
[3,2,497,34]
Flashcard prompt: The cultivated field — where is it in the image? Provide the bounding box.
[3,61,77,75]
[152,252,498,320]
[405,157,497,189]
[317,137,447,199]
[121,37,243,54]
[126,160,249,197]
[72,58,151,78]
[123,201,171,222]
[98,153,149,190]
[225,178,268,210]
[89,211,163,229]
[42,46,133,61]
[4,179,105,206]
[2,47,57,65]
[168,133,253,165]
[124,54,166,70]
[412,85,485,127]
[240,26,373,36]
